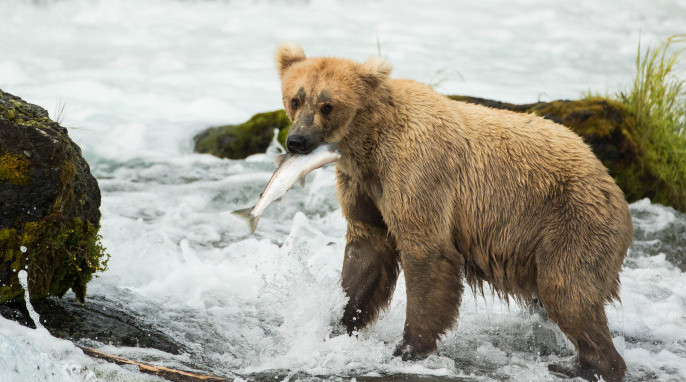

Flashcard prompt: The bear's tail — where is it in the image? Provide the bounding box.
[232,207,260,234]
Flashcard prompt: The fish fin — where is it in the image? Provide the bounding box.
[232,207,260,234]
[298,176,306,188]
[274,153,288,167]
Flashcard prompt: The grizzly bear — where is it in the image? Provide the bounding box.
[275,42,633,382]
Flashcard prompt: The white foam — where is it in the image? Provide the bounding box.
[17,270,47,334]
[0,311,154,382]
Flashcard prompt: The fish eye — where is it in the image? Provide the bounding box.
[290,98,300,110]
[321,103,333,116]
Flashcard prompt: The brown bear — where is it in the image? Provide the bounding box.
[274,42,633,382]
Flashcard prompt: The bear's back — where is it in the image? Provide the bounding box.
[383,78,608,193]
[380,78,631,268]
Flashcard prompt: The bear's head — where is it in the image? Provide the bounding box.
[275,42,391,154]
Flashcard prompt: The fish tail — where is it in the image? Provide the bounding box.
[232,207,261,234]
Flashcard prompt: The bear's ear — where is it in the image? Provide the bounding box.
[275,42,306,78]
[359,57,392,90]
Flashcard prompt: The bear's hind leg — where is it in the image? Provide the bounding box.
[394,243,465,360]
[538,283,626,382]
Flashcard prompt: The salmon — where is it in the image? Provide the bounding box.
[232,143,340,233]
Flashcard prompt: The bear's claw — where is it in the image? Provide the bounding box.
[393,342,433,361]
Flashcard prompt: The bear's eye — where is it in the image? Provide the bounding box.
[321,104,333,116]
[290,98,300,110]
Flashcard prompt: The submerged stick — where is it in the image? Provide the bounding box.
[78,346,230,382]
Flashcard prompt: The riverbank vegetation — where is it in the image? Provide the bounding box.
[613,34,686,211]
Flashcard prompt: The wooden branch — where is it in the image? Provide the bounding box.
[78,346,231,382]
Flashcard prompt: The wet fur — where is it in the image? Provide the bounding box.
[276,43,633,382]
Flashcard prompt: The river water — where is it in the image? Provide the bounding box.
[1,0,685,381]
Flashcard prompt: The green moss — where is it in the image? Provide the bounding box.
[52,160,77,212]
[0,153,31,186]
[0,217,108,303]
[248,109,291,129]
[45,217,108,302]
[446,95,635,139]
[277,124,290,148]
[60,160,77,185]
[0,97,54,128]
[448,90,686,211]
[448,95,645,198]
[194,110,291,159]
[527,98,644,186]
[530,98,625,137]
[5,106,16,120]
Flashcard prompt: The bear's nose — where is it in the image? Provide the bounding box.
[286,135,311,154]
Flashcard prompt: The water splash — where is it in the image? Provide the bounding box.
[17,270,48,333]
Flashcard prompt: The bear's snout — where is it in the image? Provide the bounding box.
[286,134,315,154]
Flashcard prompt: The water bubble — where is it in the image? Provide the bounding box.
[20,246,27,253]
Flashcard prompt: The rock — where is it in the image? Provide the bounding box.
[193,110,291,159]
[0,295,184,355]
[448,95,686,213]
[0,89,108,303]
[448,96,640,182]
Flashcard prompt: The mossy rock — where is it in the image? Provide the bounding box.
[193,110,291,159]
[447,95,686,212]
[0,89,108,303]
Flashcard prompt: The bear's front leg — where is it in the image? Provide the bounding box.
[394,240,465,360]
[342,224,400,334]
[338,171,400,334]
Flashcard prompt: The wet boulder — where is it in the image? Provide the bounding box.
[0,294,184,355]
[448,96,640,179]
[0,89,108,303]
[448,95,685,213]
[193,110,291,159]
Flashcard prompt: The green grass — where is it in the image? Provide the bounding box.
[615,34,686,210]
[54,99,66,125]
